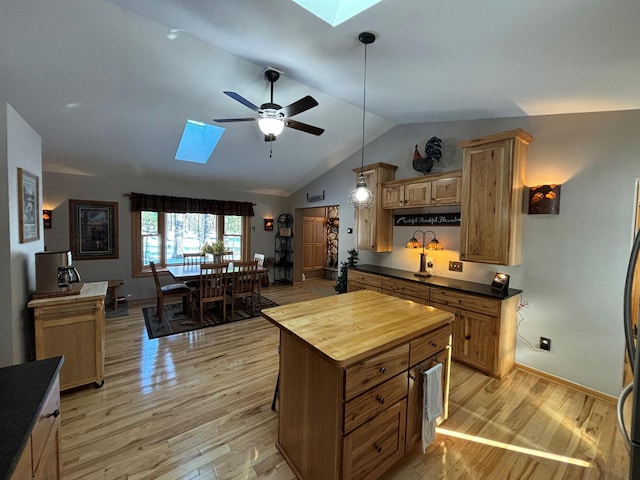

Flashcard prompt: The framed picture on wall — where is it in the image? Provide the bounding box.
[69,199,119,260]
[18,168,39,243]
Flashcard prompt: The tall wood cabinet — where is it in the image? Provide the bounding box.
[352,163,397,252]
[459,129,533,266]
[28,281,107,391]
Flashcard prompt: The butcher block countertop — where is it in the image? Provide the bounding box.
[261,289,453,368]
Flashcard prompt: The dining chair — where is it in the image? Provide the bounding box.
[192,262,229,324]
[183,252,204,266]
[228,260,259,319]
[150,261,192,320]
[182,252,205,288]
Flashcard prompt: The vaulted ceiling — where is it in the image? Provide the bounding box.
[1,0,639,196]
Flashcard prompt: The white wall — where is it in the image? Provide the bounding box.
[288,110,640,397]
[1,103,44,366]
[42,171,289,302]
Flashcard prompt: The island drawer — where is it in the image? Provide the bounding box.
[343,399,407,480]
[344,373,407,433]
[345,343,409,400]
[430,288,499,316]
[409,324,452,367]
[381,278,429,303]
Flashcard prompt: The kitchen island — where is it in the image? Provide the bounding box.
[262,290,453,480]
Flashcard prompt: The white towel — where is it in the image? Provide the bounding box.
[422,362,443,453]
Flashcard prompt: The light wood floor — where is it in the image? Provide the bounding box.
[59,279,630,479]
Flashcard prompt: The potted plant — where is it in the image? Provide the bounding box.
[201,240,227,262]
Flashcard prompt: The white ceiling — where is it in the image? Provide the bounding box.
[1,0,639,196]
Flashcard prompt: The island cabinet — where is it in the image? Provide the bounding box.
[28,281,107,391]
[459,129,532,266]
[262,290,453,480]
[348,265,523,379]
[381,171,462,209]
[1,357,63,480]
[352,163,397,252]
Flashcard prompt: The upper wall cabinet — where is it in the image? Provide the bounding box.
[459,129,533,266]
[381,171,462,209]
[353,163,397,252]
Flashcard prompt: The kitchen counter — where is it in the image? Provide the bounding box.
[0,356,63,480]
[351,264,522,299]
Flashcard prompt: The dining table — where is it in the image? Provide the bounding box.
[166,264,268,291]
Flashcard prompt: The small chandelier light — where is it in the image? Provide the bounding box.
[348,32,376,209]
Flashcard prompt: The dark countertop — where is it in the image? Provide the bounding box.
[351,264,522,299]
[0,356,63,480]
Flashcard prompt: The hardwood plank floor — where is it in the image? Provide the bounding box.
[60,279,629,479]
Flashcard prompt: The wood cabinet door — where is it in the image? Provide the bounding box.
[431,176,461,205]
[460,139,512,264]
[382,184,404,209]
[458,310,497,374]
[302,216,326,271]
[404,180,431,207]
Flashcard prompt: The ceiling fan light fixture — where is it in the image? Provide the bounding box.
[258,115,285,136]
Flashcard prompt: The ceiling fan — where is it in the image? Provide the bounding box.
[213,69,325,142]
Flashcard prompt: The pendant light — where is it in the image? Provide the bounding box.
[348,32,376,209]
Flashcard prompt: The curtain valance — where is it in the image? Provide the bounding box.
[129,192,254,216]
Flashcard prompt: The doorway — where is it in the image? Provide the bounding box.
[293,206,339,283]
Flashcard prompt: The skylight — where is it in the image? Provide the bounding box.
[175,120,224,164]
[291,0,381,26]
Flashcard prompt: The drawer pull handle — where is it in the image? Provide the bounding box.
[376,395,385,404]
[374,443,382,453]
[431,341,438,347]
[379,367,386,374]
[47,409,60,419]
[409,373,416,381]
[465,335,471,340]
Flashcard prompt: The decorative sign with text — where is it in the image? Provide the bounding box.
[394,213,461,227]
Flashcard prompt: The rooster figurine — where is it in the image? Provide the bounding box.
[413,136,442,175]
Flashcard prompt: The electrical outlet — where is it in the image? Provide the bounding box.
[540,337,551,351]
[449,261,463,272]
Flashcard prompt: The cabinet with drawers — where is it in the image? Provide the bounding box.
[262,290,453,480]
[348,265,522,379]
[2,357,63,480]
[347,270,382,293]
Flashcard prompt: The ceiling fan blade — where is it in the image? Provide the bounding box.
[223,91,260,112]
[212,117,256,123]
[280,95,318,118]
[285,119,324,136]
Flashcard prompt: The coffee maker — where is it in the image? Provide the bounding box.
[35,250,81,295]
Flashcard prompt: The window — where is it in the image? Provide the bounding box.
[132,211,249,276]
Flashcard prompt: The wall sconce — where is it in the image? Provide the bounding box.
[264,218,274,231]
[42,210,52,229]
[528,184,561,214]
[405,230,443,277]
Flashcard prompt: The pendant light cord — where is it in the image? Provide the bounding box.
[360,41,368,175]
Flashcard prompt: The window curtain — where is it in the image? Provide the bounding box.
[129,192,254,216]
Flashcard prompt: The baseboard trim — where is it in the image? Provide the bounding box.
[515,363,617,404]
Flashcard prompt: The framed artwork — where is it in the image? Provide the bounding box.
[69,199,119,260]
[18,168,40,243]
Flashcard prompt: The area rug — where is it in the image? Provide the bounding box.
[142,294,279,339]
